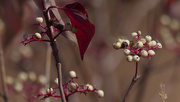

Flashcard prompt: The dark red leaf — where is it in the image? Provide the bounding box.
[63,2,88,16]
[61,2,95,59]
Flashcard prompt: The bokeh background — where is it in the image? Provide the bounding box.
[0,0,180,102]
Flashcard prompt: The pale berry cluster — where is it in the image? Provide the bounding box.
[6,72,46,102]
[113,31,162,62]
[33,71,104,101]
[22,17,77,45]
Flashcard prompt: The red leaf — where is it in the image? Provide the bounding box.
[61,2,95,59]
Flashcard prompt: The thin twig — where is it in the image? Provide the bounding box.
[42,1,66,101]
[0,33,9,102]
[50,41,66,102]
[45,44,52,102]
[122,62,139,102]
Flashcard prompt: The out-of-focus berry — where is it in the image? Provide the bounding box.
[148,50,155,56]
[132,32,138,38]
[124,49,131,55]
[69,71,76,78]
[6,76,14,85]
[113,42,121,50]
[145,35,152,42]
[71,83,78,90]
[18,72,28,81]
[97,90,104,98]
[28,71,36,81]
[86,84,94,91]
[157,42,162,49]
[14,81,23,92]
[140,38,146,44]
[136,41,144,48]
[126,55,133,62]
[38,75,47,85]
[140,50,148,57]
[36,17,43,23]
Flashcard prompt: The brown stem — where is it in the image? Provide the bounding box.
[43,8,67,102]
[0,34,8,102]
[122,62,139,102]
[50,41,66,102]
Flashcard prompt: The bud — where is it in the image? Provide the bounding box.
[140,50,148,57]
[148,50,155,56]
[69,71,76,78]
[34,33,42,39]
[126,55,133,62]
[71,27,78,33]
[65,23,72,31]
[137,31,141,35]
[97,90,104,98]
[124,49,131,55]
[36,17,43,23]
[133,55,140,62]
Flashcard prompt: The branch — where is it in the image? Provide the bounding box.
[0,32,9,102]
[42,1,66,101]
[122,62,139,102]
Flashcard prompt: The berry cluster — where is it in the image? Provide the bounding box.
[6,72,45,102]
[21,17,77,45]
[113,31,162,62]
[33,71,104,101]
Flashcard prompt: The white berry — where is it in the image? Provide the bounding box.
[124,49,131,55]
[132,32,138,38]
[133,55,140,62]
[140,50,148,57]
[36,17,43,23]
[145,35,152,42]
[97,90,104,98]
[157,42,162,49]
[148,50,155,56]
[136,41,144,48]
[34,33,42,39]
[126,55,133,62]
[69,71,76,78]
[113,42,121,50]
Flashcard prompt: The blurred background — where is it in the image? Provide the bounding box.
[0,0,180,102]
